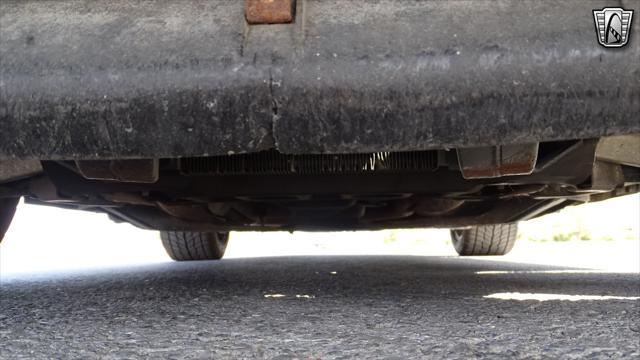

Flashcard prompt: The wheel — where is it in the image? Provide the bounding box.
[0,197,19,243]
[160,231,229,261]
[450,223,518,256]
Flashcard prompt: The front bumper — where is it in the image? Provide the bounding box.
[1,0,638,159]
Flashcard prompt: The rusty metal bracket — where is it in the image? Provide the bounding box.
[76,159,159,183]
[245,0,295,25]
[581,161,625,192]
[0,159,42,182]
[595,134,640,167]
[457,143,539,179]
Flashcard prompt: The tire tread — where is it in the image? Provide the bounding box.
[161,231,228,261]
[451,223,518,256]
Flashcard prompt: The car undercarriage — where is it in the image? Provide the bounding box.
[1,135,638,233]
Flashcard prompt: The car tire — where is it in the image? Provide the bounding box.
[450,223,518,256]
[160,231,229,261]
[0,197,19,243]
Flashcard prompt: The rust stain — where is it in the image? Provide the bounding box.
[245,0,294,25]
[459,144,538,179]
[464,166,525,178]
[463,158,537,179]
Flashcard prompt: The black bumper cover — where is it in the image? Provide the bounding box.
[0,0,638,159]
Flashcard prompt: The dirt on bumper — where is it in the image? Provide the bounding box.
[0,0,638,159]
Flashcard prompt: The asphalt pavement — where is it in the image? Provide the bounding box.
[1,256,639,359]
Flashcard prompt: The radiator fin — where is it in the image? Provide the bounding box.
[179,150,438,175]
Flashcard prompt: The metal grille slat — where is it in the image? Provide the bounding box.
[179,150,438,175]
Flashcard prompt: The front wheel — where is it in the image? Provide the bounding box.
[450,223,518,256]
[160,231,229,261]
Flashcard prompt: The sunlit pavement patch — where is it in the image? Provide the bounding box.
[475,270,618,275]
[263,294,286,298]
[263,294,315,299]
[295,294,315,299]
[484,292,640,301]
